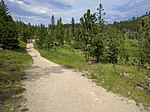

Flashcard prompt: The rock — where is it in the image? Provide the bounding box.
[123,72,130,76]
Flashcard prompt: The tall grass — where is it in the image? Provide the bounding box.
[0,42,32,111]
[38,47,150,108]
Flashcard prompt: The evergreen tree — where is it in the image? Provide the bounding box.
[71,17,75,38]
[80,9,104,62]
[49,15,55,33]
[0,0,19,49]
[107,34,119,64]
[64,28,71,45]
[91,32,104,62]
[56,17,65,46]
[46,15,55,49]
[80,9,95,61]
[36,24,48,49]
[138,17,150,68]
[71,17,77,47]
[92,3,106,62]
[97,3,106,30]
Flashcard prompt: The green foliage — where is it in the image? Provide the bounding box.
[36,24,48,49]
[144,36,150,64]
[91,33,104,62]
[51,15,55,29]
[48,15,55,35]
[0,0,19,49]
[137,16,150,68]
[105,29,119,64]
[55,17,65,46]
[47,15,57,49]
[107,37,118,64]
[33,3,149,68]
[97,3,106,27]
[80,9,101,62]
[79,6,107,63]
[109,13,150,68]
[16,21,37,43]
[71,17,75,38]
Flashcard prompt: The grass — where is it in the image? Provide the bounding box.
[37,47,90,71]
[0,42,32,112]
[37,47,150,108]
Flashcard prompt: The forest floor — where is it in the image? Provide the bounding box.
[23,43,148,112]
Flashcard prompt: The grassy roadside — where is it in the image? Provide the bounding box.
[0,42,32,112]
[37,47,150,108]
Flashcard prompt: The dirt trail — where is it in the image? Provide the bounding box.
[24,43,147,112]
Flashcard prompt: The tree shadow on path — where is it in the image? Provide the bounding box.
[25,65,65,81]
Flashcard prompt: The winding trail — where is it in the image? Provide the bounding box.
[24,43,147,112]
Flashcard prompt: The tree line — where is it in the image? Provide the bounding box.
[1,0,149,69]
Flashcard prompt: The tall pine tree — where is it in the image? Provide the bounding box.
[0,0,19,49]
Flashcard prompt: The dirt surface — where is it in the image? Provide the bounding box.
[24,43,147,112]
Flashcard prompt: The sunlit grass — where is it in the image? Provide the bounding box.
[0,42,32,111]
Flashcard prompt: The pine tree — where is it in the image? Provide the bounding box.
[138,17,150,68]
[0,0,19,49]
[36,24,48,49]
[70,17,77,47]
[80,9,99,62]
[91,3,106,62]
[46,15,55,49]
[91,32,104,62]
[71,17,75,38]
[97,3,106,30]
[107,35,119,64]
[49,15,55,33]
[56,17,64,46]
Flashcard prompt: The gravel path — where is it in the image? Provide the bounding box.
[24,43,147,112]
